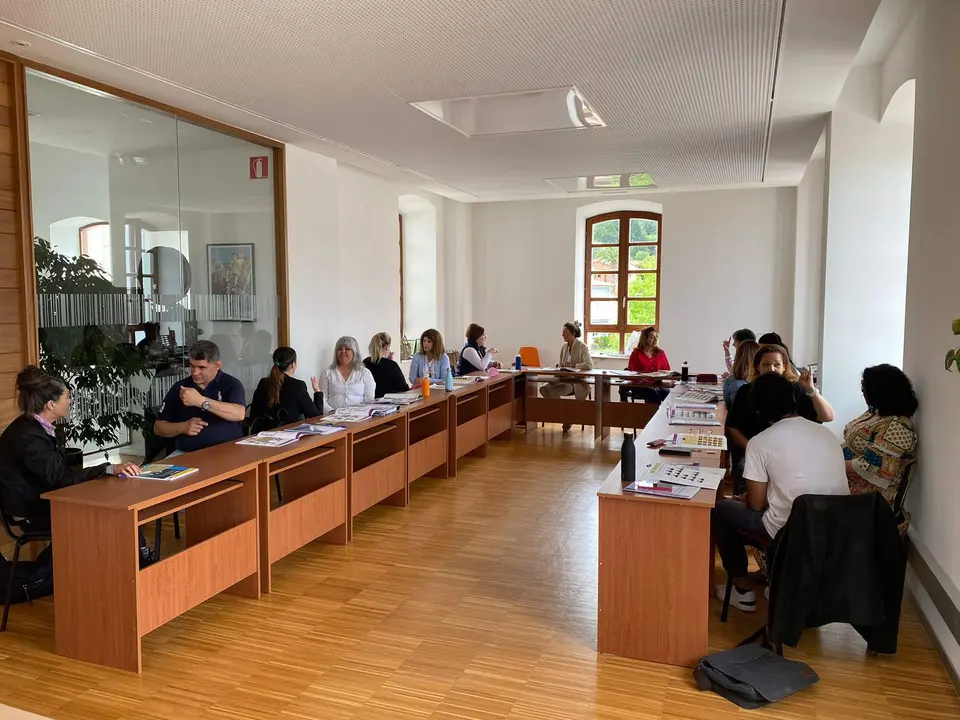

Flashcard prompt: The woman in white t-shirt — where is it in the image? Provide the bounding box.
[711,372,848,613]
[317,336,376,412]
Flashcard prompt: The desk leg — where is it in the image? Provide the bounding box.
[446,398,458,479]
[50,503,141,672]
[594,379,608,443]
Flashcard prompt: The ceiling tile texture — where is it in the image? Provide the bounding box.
[2,0,783,196]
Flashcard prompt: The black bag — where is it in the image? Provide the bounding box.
[0,544,54,605]
[693,644,819,710]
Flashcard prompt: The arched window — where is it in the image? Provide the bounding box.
[584,210,662,354]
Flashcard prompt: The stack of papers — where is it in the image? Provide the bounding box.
[622,481,700,500]
[641,461,725,490]
[452,376,482,385]
[379,392,422,405]
[673,389,721,404]
[237,423,344,447]
[330,404,399,423]
[668,408,721,426]
[667,433,728,451]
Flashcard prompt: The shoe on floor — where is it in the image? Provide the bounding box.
[562,424,571,432]
[715,584,757,613]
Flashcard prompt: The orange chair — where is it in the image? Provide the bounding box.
[518,346,541,367]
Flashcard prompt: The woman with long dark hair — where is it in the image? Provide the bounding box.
[251,347,323,422]
[409,328,451,385]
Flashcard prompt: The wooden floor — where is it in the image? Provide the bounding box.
[0,426,958,720]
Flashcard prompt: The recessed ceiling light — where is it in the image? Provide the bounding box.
[546,173,657,193]
[410,87,604,137]
[11,40,31,48]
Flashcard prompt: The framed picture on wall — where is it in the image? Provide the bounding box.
[207,243,256,321]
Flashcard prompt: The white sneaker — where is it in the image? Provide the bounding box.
[716,584,757,613]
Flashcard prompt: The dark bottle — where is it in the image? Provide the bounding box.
[681,361,689,382]
[621,432,636,484]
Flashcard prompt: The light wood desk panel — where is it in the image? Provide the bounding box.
[597,384,725,667]
[44,447,263,672]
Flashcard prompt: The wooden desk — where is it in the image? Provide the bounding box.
[253,432,349,592]
[596,388,724,668]
[347,413,408,534]
[407,392,451,483]
[44,446,262,672]
[523,369,661,442]
[448,382,488,477]
[485,372,515,441]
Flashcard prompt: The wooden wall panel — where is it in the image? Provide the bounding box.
[0,57,33,431]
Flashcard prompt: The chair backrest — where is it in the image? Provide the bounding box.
[519,346,541,367]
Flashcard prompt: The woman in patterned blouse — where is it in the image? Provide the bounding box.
[842,364,919,533]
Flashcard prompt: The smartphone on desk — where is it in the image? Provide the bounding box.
[647,438,667,449]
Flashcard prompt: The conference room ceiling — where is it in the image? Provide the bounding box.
[0,0,881,201]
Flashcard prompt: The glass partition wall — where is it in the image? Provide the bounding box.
[27,70,278,459]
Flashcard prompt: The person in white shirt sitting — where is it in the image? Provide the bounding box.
[317,336,376,412]
[712,372,849,613]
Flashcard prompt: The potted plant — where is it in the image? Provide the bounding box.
[947,319,960,373]
[34,237,152,466]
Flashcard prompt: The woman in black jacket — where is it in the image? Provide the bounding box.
[0,367,140,531]
[251,347,324,422]
[363,332,409,398]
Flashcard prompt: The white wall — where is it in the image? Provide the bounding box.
[793,144,826,366]
[899,0,960,642]
[820,64,913,433]
[29,142,110,252]
[286,145,340,378]
[472,188,797,372]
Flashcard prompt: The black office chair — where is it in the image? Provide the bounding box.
[1,510,51,632]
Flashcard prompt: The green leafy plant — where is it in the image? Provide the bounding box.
[947,319,960,372]
[34,236,152,454]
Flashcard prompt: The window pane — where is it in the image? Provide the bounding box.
[628,173,656,188]
[627,272,657,298]
[629,245,658,270]
[627,300,657,325]
[590,272,618,298]
[591,246,618,271]
[629,218,658,243]
[589,301,618,325]
[588,332,620,354]
[591,219,620,244]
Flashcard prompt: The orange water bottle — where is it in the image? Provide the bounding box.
[421,375,431,397]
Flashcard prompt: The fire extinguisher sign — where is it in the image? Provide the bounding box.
[249,156,269,180]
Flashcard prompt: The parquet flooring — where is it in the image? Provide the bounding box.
[0,426,958,719]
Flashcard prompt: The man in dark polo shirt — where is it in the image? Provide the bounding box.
[154,340,246,453]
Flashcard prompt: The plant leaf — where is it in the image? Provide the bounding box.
[949,349,957,371]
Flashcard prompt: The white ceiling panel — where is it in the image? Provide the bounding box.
[1,0,785,198]
[0,0,886,200]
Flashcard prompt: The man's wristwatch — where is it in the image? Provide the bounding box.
[201,399,212,412]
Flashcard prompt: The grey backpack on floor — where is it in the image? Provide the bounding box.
[693,644,819,709]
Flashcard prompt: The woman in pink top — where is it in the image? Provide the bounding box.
[621,327,671,403]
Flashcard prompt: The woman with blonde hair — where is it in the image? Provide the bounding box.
[362,332,409,398]
[409,328,451,385]
[317,336,376,410]
[722,339,759,407]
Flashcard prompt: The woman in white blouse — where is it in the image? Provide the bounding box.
[317,336,376,411]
